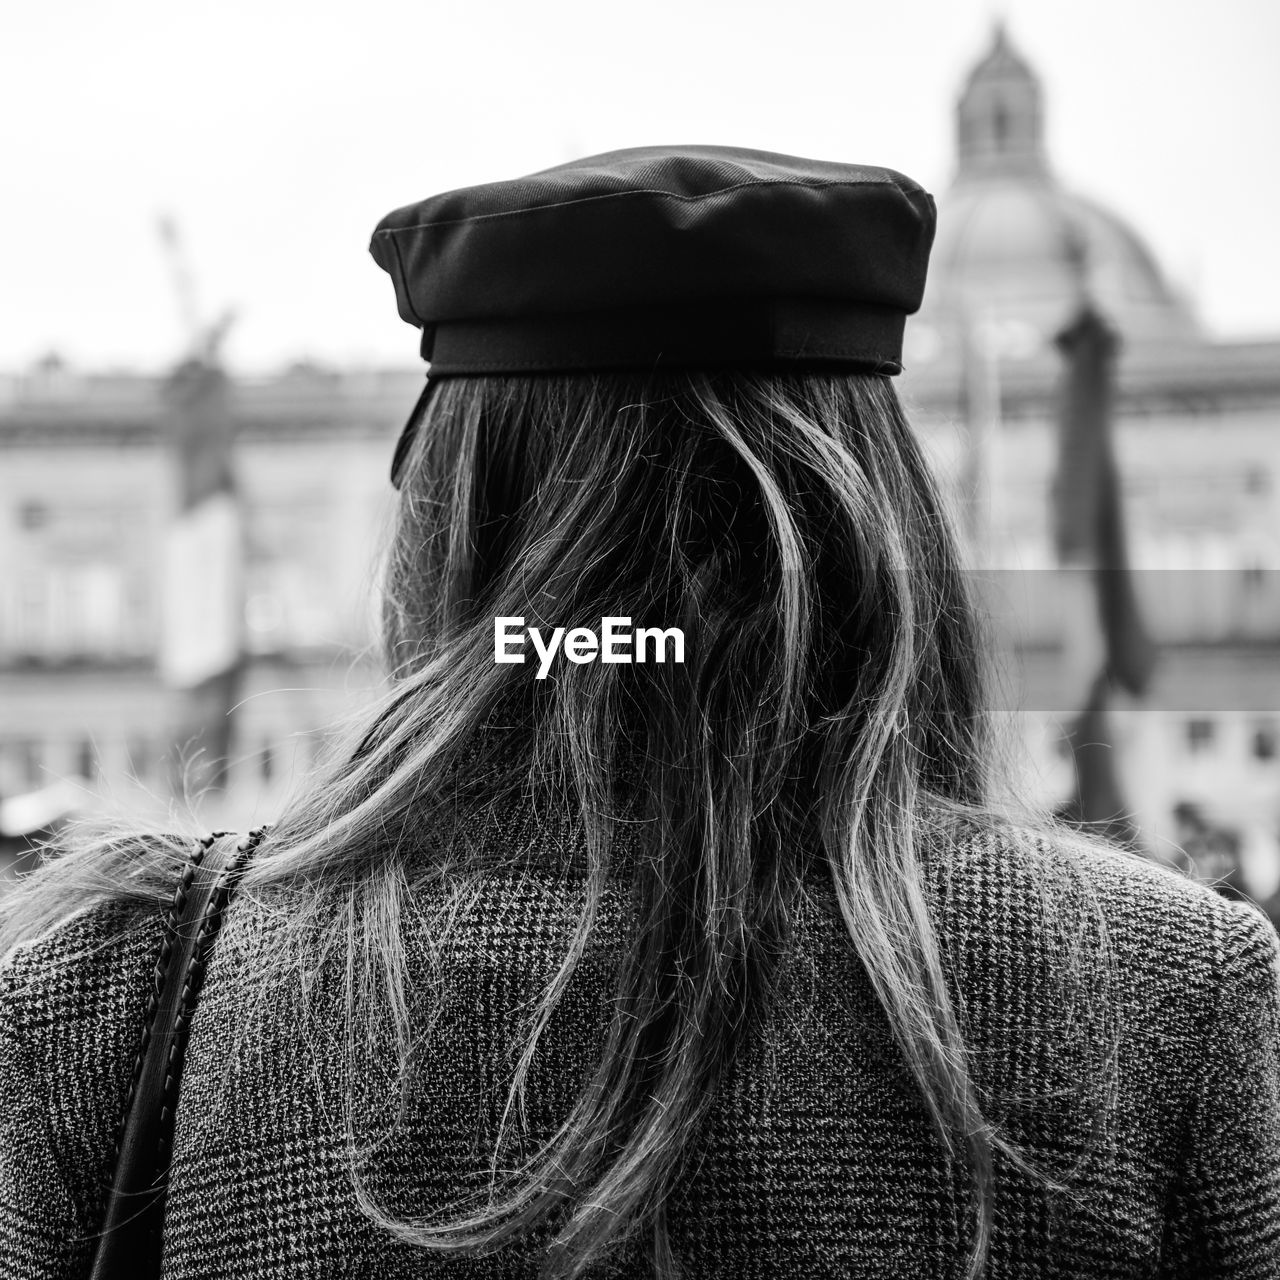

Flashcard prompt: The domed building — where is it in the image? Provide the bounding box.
[0,25,1277,899]
[900,26,1280,897]
[914,24,1198,361]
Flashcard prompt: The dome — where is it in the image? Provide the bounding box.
[924,179,1199,348]
[911,26,1199,362]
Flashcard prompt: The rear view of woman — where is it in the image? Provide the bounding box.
[2,146,1278,1279]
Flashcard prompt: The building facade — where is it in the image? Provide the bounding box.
[0,363,416,832]
[2,28,1278,893]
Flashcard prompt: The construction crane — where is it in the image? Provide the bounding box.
[156,213,236,363]
[153,213,243,807]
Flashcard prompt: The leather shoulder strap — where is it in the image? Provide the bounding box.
[90,826,267,1279]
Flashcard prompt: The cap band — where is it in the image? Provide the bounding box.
[389,298,907,487]
[421,298,907,376]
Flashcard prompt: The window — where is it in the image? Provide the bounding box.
[1,740,44,791]
[12,575,47,655]
[1185,718,1215,753]
[992,101,1010,148]
[1245,466,1270,496]
[244,499,336,653]
[18,501,49,531]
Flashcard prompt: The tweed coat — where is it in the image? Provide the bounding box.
[1,817,1278,1279]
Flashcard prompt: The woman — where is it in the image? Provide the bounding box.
[2,147,1278,1279]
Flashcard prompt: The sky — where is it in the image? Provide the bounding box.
[3,0,1278,374]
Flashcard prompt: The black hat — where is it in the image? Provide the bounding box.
[370,145,936,485]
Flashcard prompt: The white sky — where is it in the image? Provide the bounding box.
[3,0,1278,373]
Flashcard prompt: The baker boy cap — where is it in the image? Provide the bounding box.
[370,145,936,484]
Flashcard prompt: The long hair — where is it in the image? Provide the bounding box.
[1,370,1112,1277]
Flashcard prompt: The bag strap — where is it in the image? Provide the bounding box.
[90,825,269,1280]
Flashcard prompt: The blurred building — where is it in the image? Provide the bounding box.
[0,27,1277,893]
[900,26,1280,890]
[0,361,417,828]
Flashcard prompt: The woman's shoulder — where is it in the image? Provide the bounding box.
[0,826,186,1072]
[933,816,1279,993]
[0,893,166,1277]
[0,897,161,1046]
[0,825,209,1011]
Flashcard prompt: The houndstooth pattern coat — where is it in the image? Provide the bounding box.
[2,820,1279,1278]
